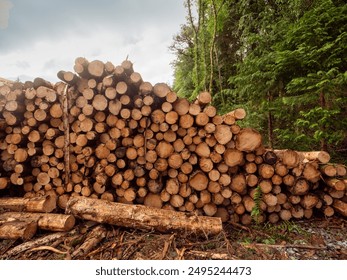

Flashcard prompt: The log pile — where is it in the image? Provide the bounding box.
[0,57,346,234]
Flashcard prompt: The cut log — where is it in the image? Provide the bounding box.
[235,128,262,152]
[298,151,331,164]
[153,83,171,98]
[326,178,346,191]
[230,174,247,194]
[332,200,347,217]
[258,164,275,179]
[195,91,212,106]
[263,150,277,165]
[214,125,232,145]
[300,194,319,209]
[0,177,9,190]
[303,163,321,183]
[320,164,337,177]
[227,108,246,120]
[189,171,209,191]
[88,60,105,78]
[0,212,75,232]
[173,98,190,116]
[0,221,37,240]
[289,179,310,195]
[224,149,243,167]
[66,196,222,236]
[0,195,56,213]
[336,164,346,177]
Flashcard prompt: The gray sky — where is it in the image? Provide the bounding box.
[0,0,186,85]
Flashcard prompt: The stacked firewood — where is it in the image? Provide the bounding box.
[0,57,346,229]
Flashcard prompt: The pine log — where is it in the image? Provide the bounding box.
[224,148,243,167]
[336,164,346,177]
[326,178,346,191]
[320,164,337,177]
[332,200,347,217]
[274,149,302,168]
[300,194,319,209]
[153,83,171,98]
[0,220,37,240]
[227,108,247,120]
[214,124,232,145]
[0,177,9,190]
[289,179,310,195]
[298,151,331,164]
[195,91,212,106]
[258,164,275,179]
[263,150,277,165]
[0,195,56,213]
[66,196,222,236]
[189,171,209,191]
[0,212,75,232]
[173,98,190,116]
[322,206,334,217]
[88,60,105,78]
[303,162,321,183]
[235,128,262,152]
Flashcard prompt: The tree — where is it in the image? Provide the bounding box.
[274,0,347,151]
[170,0,347,159]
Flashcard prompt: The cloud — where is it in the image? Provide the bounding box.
[15,60,30,69]
[0,0,13,29]
[0,0,186,84]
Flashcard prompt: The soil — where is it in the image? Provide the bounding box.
[0,216,346,260]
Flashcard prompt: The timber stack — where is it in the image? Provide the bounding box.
[0,57,346,233]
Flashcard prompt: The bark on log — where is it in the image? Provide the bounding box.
[0,195,56,213]
[66,196,222,236]
[71,225,107,258]
[332,200,347,217]
[298,151,331,164]
[0,212,75,232]
[0,220,37,240]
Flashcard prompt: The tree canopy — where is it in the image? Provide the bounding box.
[170,0,347,160]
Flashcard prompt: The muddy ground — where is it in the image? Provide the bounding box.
[0,216,346,260]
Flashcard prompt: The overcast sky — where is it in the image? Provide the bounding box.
[0,0,186,85]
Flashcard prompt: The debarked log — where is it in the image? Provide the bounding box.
[66,196,222,236]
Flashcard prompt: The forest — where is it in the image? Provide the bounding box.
[170,0,347,162]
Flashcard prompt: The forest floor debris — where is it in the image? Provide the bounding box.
[1,216,345,260]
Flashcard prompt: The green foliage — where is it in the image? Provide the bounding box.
[171,0,347,157]
[251,186,263,224]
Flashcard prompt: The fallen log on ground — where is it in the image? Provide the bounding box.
[0,220,37,240]
[66,196,222,236]
[0,212,75,231]
[0,195,56,213]
[71,225,107,258]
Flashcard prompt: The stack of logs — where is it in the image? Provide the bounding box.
[0,57,346,229]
